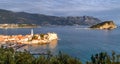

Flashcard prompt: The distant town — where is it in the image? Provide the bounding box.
[0,24,38,28]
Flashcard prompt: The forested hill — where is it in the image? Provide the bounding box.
[0,9,101,26]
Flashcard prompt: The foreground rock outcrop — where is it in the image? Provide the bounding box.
[90,21,117,30]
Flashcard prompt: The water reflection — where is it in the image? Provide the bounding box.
[49,39,58,49]
[48,39,58,54]
[18,39,58,53]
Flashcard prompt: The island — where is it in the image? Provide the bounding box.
[89,21,117,30]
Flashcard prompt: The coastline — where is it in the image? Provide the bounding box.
[0,24,39,29]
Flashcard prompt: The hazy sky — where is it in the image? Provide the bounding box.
[0,0,120,24]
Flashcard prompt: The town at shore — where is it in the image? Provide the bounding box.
[0,32,58,45]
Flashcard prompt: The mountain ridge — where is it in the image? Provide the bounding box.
[0,9,101,26]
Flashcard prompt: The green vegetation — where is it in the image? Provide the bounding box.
[32,35,39,40]
[18,24,37,27]
[0,48,81,64]
[87,51,120,64]
[40,34,45,40]
[32,34,45,40]
[90,21,110,28]
[0,47,120,64]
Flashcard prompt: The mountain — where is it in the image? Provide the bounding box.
[0,9,101,26]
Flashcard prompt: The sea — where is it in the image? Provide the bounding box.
[0,26,120,63]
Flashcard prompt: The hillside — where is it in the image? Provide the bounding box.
[0,9,101,26]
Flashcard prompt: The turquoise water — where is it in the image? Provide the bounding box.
[0,26,120,63]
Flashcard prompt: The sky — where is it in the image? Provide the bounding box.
[0,0,120,25]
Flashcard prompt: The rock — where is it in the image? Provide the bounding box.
[89,21,117,30]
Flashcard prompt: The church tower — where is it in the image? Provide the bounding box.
[31,29,34,36]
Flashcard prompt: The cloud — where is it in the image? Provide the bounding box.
[0,1,118,13]
[0,0,120,24]
[34,0,120,12]
[0,0,120,13]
